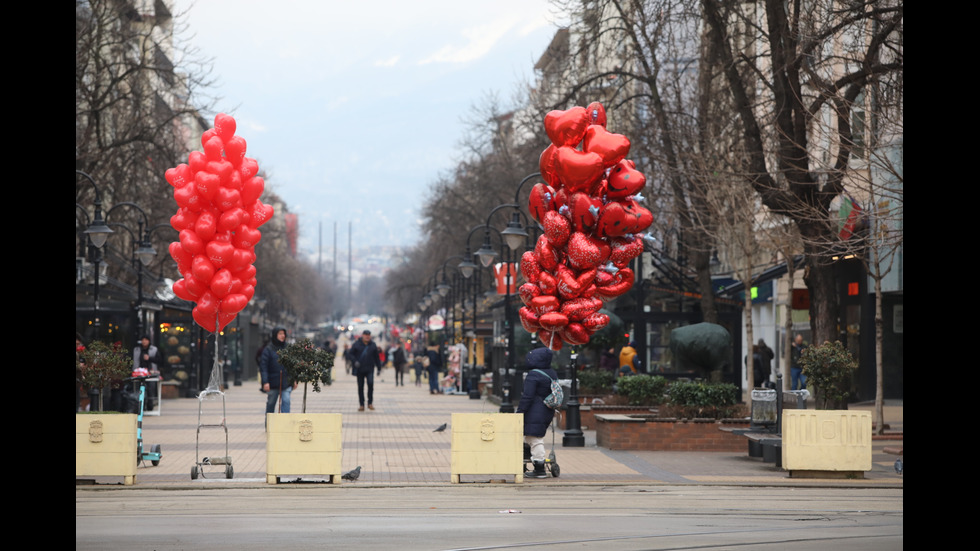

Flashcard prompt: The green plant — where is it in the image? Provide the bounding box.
[576,369,616,395]
[77,341,132,412]
[663,381,743,419]
[278,339,334,413]
[615,374,667,406]
[799,340,857,409]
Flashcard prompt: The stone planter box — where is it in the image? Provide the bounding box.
[450,413,524,483]
[266,413,343,484]
[782,410,872,478]
[76,413,138,485]
[595,414,750,451]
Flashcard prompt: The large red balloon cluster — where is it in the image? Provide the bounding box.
[519,102,653,351]
[165,113,273,333]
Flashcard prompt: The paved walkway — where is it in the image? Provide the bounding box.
[81,365,903,488]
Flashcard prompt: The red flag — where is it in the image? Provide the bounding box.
[494,262,518,295]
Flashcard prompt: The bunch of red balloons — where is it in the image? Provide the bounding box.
[165,113,273,333]
[518,102,653,351]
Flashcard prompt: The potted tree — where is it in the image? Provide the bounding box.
[265,339,342,484]
[783,341,871,476]
[75,341,140,485]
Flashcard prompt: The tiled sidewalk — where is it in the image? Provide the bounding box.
[90,365,903,487]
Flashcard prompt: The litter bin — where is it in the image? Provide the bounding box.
[750,389,777,428]
[782,389,809,410]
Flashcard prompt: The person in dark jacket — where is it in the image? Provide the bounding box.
[260,327,296,415]
[516,347,558,479]
[392,340,408,386]
[425,345,443,395]
[348,330,381,411]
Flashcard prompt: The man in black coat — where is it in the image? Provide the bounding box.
[348,330,381,411]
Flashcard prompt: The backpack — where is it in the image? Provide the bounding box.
[533,369,563,409]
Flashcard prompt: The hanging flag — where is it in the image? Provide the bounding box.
[494,262,518,295]
[838,196,862,240]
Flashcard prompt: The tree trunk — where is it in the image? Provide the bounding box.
[874,276,885,435]
[802,254,840,346]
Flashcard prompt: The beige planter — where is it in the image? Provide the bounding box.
[266,413,342,484]
[450,413,523,483]
[782,410,872,477]
[76,414,138,485]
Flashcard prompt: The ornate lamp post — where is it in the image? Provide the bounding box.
[106,202,158,344]
[76,171,114,339]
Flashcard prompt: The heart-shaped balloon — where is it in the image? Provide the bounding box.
[179,229,206,256]
[206,240,235,268]
[194,171,220,201]
[560,296,603,321]
[232,224,262,249]
[520,250,541,284]
[215,186,242,212]
[207,160,235,186]
[567,192,602,233]
[191,254,216,284]
[241,176,265,206]
[561,322,591,345]
[247,201,274,228]
[606,159,646,199]
[565,232,611,270]
[610,234,644,267]
[241,157,259,181]
[192,307,217,333]
[173,182,201,211]
[555,147,604,193]
[538,329,563,351]
[537,270,558,296]
[165,164,192,188]
[595,267,634,299]
[544,106,589,147]
[170,208,198,231]
[218,207,247,232]
[209,268,235,298]
[188,150,207,173]
[581,311,610,331]
[529,295,560,315]
[596,201,630,238]
[518,282,541,305]
[527,183,555,224]
[169,242,192,271]
[194,210,218,242]
[539,312,569,331]
[219,293,249,314]
[584,125,630,168]
[538,145,561,187]
[586,102,606,127]
[203,135,224,162]
[518,307,541,332]
[213,113,237,140]
[224,135,247,167]
[534,235,561,272]
[172,278,196,301]
[542,210,571,247]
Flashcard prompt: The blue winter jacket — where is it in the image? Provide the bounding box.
[516,348,558,437]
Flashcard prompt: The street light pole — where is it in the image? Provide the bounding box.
[106,202,158,345]
[562,349,585,447]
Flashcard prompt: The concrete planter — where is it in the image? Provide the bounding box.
[450,413,524,483]
[76,413,138,485]
[266,413,343,484]
[782,410,872,478]
[595,414,750,451]
[569,405,656,430]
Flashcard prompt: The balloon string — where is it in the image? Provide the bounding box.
[548,330,554,350]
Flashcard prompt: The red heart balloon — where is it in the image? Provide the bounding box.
[241,176,265,206]
[170,208,198,231]
[534,235,561,272]
[179,229,206,256]
[192,307,216,333]
[217,312,237,332]
[596,201,630,238]
[542,210,571,247]
[581,311,610,331]
[539,145,561,187]
[218,207,247,232]
[595,267,634,299]
[537,270,558,296]
[527,183,555,224]
[538,329,563,351]
[586,102,606,127]
[519,307,541,332]
[169,242,192,271]
[584,125,630,168]
[191,254,216,284]
[241,158,259,181]
[183,273,208,298]
[206,240,235,268]
[214,113,237,140]
[606,159,646,199]
[215,186,242,212]
[239,284,255,302]
[566,232,611,270]
[529,295,560,315]
[199,129,218,149]
[209,269,237,299]
[194,171,220,201]
[518,282,541,306]
[188,151,207,173]
[219,293,248,314]
[555,147,604,193]
[560,296,602,321]
[173,183,201,211]
[232,225,262,249]
[172,278,196,301]
[520,251,541,284]
[567,192,601,233]
[539,312,569,331]
[610,234,644,267]
[203,135,224,162]
[248,201,275,228]
[544,107,589,147]
[165,164,192,188]
[194,210,218,242]
[618,199,653,234]
[224,135,247,167]
[561,322,591,345]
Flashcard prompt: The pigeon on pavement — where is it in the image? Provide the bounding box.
[433,423,447,432]
[341,466,361,481]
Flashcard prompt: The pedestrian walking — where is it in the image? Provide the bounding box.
[516,347,558,479]
[260,327,296,416]
[349,330,381,411]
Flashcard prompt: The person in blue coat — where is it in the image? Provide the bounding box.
[260,327,296,416]
[516,347,558,478]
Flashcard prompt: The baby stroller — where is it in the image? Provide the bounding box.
[522,414,560,478]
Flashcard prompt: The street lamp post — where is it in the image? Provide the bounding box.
[76,171,114,339]
[106,202,158,344]
[562,349,586,447]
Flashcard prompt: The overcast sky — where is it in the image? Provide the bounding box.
[171,0,565,260]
